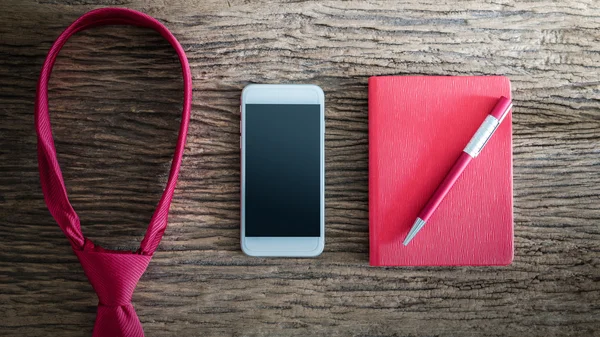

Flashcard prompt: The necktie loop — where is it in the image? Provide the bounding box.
[35,7,191,337]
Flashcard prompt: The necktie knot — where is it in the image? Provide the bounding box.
[74,241,152,337]
[74,241,152,307]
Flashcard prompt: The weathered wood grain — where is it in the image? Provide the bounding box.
[0,0,598,336]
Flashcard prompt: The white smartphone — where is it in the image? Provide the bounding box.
[240,84,325,257]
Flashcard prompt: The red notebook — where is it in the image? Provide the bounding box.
[369,76,513,266]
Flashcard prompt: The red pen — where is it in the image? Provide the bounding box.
[403,96,513,245]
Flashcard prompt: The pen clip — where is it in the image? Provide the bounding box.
[497,103,513,125]
[464,103,512,158]
[476,103,513,154]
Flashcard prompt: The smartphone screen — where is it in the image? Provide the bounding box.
[244,104,321,237]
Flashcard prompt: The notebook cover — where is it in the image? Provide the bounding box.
[368,76,513,266]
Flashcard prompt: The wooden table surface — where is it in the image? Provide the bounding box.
[1,1,599,336]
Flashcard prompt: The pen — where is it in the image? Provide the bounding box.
[403,96,513,246]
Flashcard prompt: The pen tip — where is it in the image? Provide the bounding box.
[403,218,426,246]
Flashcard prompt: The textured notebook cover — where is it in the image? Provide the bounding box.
[369,76,513,266]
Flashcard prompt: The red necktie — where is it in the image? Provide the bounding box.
[35,8,192,337]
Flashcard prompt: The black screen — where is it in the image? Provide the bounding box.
[244,104,321,237]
